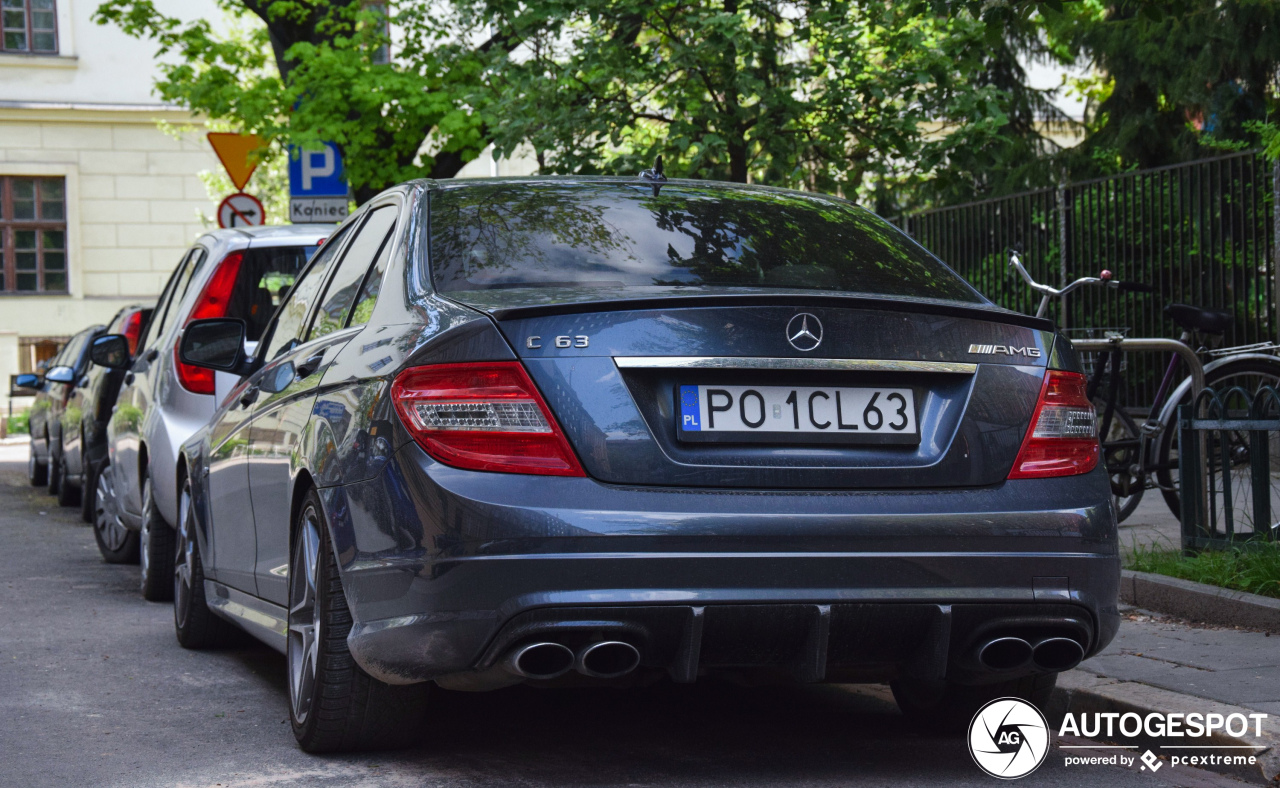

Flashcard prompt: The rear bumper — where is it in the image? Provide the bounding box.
[330,442,1120,686]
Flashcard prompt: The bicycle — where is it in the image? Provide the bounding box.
[1009,251,1280,527]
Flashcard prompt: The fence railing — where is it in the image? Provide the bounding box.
[1178,387,1280,550]
[901,151,1279,411]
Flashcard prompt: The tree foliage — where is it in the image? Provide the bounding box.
[1044,0,1280,175]
[476,0,1047,205]
[94,0,495,202]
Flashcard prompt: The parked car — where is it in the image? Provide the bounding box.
[67,305,153,559]
[90,225,327,599]
[19,323,106,501]
[171,177,1118,753]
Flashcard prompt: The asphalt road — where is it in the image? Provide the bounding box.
[0,443,1251,788]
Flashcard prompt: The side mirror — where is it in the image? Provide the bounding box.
[14,373,40,391]
[91,335,132,370]
[45,365,75,384]
[179,318,248,373]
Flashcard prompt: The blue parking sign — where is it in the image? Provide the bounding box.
[289,143,347,197]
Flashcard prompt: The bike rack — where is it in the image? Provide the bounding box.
[1070,337,1205,398]
[1073,336,1208,540]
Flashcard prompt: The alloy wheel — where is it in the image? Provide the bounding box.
[140,477,153,591]
[287,508,322,726]
[173,484,194,628]
[94,469,129,552]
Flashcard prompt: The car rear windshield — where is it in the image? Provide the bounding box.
[427,182,983,303]
[230,245,318,341]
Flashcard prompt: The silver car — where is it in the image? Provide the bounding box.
[94,225,328,599]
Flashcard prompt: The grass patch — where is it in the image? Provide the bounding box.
[1127,542,1280,599]
[5,410,28,435]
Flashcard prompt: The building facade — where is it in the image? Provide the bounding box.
[1,0,220,414]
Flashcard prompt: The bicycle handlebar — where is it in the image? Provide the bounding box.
[1008,250,1153,300]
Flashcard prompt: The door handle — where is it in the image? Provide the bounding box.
[124,372,135,385]
[144,349,158,363]
[239,385,260,408]
[295,353,325,379]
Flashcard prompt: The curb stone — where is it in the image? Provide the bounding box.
[1121,569,1280,632]
[1051,669,1280,784]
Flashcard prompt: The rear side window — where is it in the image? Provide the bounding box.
[226,245,318,342]
[147,248,205,348]
[310,206,397,340]
[57,329,92,371]
[261,225,354,360]
[428,183,984,304]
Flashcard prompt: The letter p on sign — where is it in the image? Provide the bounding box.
[302,147,334,191]
[289,142,347,198]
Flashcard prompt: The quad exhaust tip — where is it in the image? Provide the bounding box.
[505,642,575,680]
[577,641,641,679]
[1032,637,1085,671]
[977,637,1033,671]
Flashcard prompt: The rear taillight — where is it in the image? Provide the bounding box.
[175,251,245,395]
[391,362,585,477]
[1008,370,1099,479]
[122,309,144,356]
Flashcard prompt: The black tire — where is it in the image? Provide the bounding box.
[1095,403,1144,523]
[92,459,139,564]
[139,468,175,602]
[27,444,48,486]
[56,454,81,508]
[174,474,236,648]
[47,451,62,497]
[1156,357,1280,521]
[891,672,1058,735]
[288,487,428,753]
[81,458,97,523]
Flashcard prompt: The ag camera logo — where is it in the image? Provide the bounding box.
[968,697,1050,779]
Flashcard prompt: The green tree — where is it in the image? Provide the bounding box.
[476,0,1023,204]
[94,0,497,202]
[1044,0,1280,174]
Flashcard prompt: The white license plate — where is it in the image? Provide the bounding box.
[677,384,918,444]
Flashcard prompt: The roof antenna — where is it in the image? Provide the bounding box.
[639,155,667,196]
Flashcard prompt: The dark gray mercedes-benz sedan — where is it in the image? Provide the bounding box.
[172,176,1118,752]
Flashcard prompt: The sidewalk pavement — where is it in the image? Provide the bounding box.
[1079,606,1280,717]
[1118,494,1183,556]
[1061,604,1280,782]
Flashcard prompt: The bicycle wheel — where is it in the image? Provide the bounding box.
[1155,357,1280,533]
[1096,403,1144,523]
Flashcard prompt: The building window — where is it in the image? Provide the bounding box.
[1,177,67,294]
[1,0,58,54]
[18,335,65,373]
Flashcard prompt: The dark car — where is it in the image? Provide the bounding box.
[64,305,152,558]
[172,177,1118,753]
[20,323,106,500]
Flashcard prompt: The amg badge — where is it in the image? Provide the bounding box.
[968,343,1042,358]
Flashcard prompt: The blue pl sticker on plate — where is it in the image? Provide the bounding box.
[679,385,701,431]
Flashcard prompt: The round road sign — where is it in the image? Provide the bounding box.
[217,192,266,229]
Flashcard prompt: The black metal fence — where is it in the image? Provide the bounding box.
[901,151,1278,410]
[1179,387,1280,550]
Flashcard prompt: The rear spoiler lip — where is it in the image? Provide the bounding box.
[474,293,1056,332]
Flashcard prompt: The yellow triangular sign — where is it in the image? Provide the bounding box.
[207,132,266,191]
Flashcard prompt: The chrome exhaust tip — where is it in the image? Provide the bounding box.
[977,637,1033,671]
[504,642,575,680]
[576,641,641,679]
[1032,637,1085,671]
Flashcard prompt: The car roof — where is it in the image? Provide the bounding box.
[196,224,332,248]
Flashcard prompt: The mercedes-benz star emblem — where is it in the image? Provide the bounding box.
[786,313,823,352]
